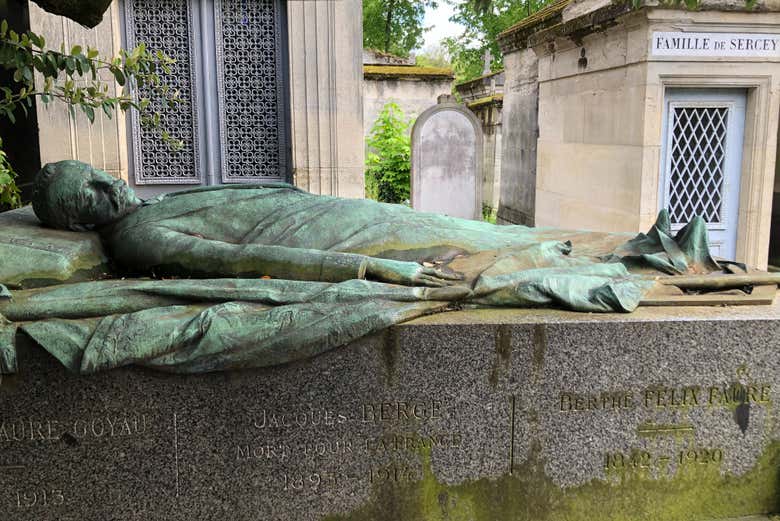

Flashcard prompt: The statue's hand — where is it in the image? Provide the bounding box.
[365,258,463,287]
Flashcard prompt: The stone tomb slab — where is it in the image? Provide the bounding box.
[0,206,110,289]
[0,302,779,520]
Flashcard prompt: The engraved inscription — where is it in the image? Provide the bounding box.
[362,400,442,423]
[281,472,350,492]
[0,414,152,443]
[14,489,66,509]
[363,432,463,453]
[560,383,772,413]
[235,399,459,492]
[604,446,724,477]
[252,409,348,430]
[559,391,634,412]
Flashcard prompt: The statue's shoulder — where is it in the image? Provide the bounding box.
[105,183,306,239]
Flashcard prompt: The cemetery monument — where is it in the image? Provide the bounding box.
[0,160,778,520]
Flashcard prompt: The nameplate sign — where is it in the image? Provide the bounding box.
[652,31,780,58]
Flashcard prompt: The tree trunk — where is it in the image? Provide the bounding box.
[383,0,396,53]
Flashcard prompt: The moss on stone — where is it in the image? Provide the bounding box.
[467,94,505,109]
[324,440,780,521]
[363,65,454,80]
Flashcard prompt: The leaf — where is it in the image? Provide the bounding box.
[30,32,45,48]
[1,20,7,38]
[70,45,82,56]
[112,68,125,86]
[82,105,95,123]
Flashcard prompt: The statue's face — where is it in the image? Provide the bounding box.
[37,161,142,230]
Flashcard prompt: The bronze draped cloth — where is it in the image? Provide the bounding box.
[0,209,722,374]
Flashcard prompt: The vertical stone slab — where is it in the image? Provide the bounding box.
[496,47,538,225]
[287,0,365,198]
[411,100,483,220]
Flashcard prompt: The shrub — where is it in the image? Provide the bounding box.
[365,102,412,204]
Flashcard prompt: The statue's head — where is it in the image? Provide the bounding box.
[32,160,142,231]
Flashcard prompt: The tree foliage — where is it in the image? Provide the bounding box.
[363,0,437,57]
[365,102,412,204]
[443,0,552,83]
[0,20,180,208]
[414,44,452,68]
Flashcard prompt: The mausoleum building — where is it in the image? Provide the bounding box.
[30,0,366,199]
[497,0,780,268]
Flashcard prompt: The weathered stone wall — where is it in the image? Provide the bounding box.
[363,77,454,137]
[497,48,538,225]
[533,15,649,232]
[29,1,128,182]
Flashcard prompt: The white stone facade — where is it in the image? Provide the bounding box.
[498,0,780,267]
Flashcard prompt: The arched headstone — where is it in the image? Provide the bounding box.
[411,97,483,220]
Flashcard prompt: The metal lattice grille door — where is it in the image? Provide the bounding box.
[660,89,746,259]
[123,0,290,188]
[124,0,201,184]
[215,0,288,182]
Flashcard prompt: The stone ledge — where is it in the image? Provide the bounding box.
[406,291,780,326]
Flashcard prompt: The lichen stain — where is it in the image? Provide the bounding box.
[531,324,546,385]
[489,325,512,388]
[322,441,780,521]
[381,327,399,387]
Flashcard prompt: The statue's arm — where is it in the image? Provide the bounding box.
[113,226,458,286]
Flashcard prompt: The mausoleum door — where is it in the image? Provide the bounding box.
[659,88,746,260]
[122,0,291,190]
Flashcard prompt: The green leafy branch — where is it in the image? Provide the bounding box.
[0,19,183,208]
[365,102,413,204]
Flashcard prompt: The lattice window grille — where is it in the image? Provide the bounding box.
[215,0,287,182]
[666,105,729,227]
[125,0,201,184]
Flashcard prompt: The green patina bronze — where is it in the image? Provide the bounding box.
[0,160,736,374]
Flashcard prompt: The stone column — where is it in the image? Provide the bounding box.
[497,48,538,225]
[29,1,128,181]
[287,0,365,198]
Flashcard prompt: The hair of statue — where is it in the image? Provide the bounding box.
[32,163,80,231]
